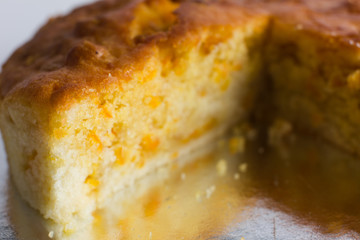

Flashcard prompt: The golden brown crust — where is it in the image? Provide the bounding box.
[3,0,360,111]
[253,0,360,44]
[0,0,263,110]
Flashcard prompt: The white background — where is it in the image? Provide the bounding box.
[0,0,93,66]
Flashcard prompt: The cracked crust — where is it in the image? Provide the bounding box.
[0,0,265,111]
[3,0,360,111]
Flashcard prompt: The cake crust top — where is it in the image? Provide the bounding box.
[2,0,360,110]
[0,0,262,110]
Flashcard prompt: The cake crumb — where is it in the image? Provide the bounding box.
[234,173,240,180]
[268,118,292,147]
[181,173,186,181]
[233,123,257,141]
[195,192,202,202]
[239,163,248,173]
[229,136,245,154]
[347,70,360,90]
[216,159,227,176]
[205,185,216,199]
[246,128,258,141]
[48,231,54,239]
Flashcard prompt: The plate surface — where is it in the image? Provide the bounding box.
[2,134,360,240]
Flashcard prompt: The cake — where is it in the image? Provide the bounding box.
[1,0,360,238]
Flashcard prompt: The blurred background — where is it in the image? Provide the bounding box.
[0,0,93,66]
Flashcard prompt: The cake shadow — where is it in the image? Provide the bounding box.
[243,135,360,237]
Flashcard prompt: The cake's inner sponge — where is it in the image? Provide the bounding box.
[0,11,269,233]
[267,20,360,155]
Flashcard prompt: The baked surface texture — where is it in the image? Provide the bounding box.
[0,0,268,236]
[2,0,360,238]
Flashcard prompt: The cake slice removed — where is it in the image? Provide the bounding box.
[264,2,360,156]
[0,0,269,235]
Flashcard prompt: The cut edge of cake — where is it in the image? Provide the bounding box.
[0,1,270,235]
